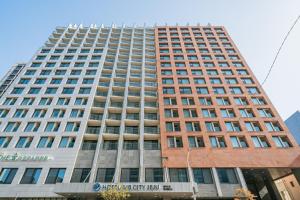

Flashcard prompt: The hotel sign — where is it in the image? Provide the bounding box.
[93,183,173,192]
[0,153,53,162]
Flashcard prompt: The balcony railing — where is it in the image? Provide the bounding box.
[144,113,158,120]
[90,114,103,120]
[86,126,101,134]
[105,127,120,134]
[144,126,158,134]
[145,91,157,97]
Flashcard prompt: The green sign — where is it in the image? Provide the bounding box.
[0,153,53,161]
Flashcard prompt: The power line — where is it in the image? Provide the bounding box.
[261,15,300,85]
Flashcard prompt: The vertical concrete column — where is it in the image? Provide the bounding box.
[212,167,223,197]
[164,167,169,182]
[236,168,248,189]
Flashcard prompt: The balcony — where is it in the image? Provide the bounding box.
[127,102,140,107]
[99,82,110,87]
[129,82,141,87]
[144,113,158,120]
[93,101,105,108]
[145,82,157,87]
[144,126,159,134]
[112,91,124,97]
[113,82,126,87]
[126,113,139,120]
[128,91,140,97]
[107,113,122,120]
[86,126,101,134]
[96,91,108,97]
[145,91,157,97]
[89,113,103,120]
[144,102,157,108]
[125,126,139,135]
[105,127,120,134]
[110,102,123,108]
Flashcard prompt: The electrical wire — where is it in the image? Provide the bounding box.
[261,15,300,85]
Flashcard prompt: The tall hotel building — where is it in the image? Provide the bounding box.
[0,24,300,200]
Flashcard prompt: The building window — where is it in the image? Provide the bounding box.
[186,122,201,132]
[188,136,205,148]
[51,109,65,118]
[166,122,181,132]
[221,109,235,118]
[20,168,42,184]
[193,168,213,184]
[183,109,198,118]
[0,168,18,184]
[163,87,175,94]
[164,109,179,118]
[258,109,273,118]
[145,168,164,182]
[11,87,24,94]
[39,97,52,105]
[120,168,139,182]
[96,168,115,182]
[45,168,66,184]
[206,122,221,132]
[167,136,183,148]
[181,97,195,105]
[45,122,60,132]
[209,136,226,148]
[4,122,20,132]
[265,122,282,132]
[59,137,75,148]
[217,168,238,184]
[213,87,226,94]
[245,122,261,132]
[202,109,217,118]
[65,122,80,132]
[225,122,241,132]
[199,97,212,106]
[163,97,177,105]
[239,109,255,118]
[13,109,28,118]
[272,136,292,148]
[15,137,33,148]
[75,98,88,105]
[45,87,58,94]
[0,136,12,148]
[37,137,54,148]
[103,140,118,150]
[20,97,34,105]
[57,98,70,105]
[234,97,248,106]
[251,97,266,105]
[32,109,47,118]
[252,136,270,148]
[230,136,248,148]
[71,168,91,183]
[123,140,138,150]
[169,168,188,182]
[24,122,40,132]
[194,78,206,84]
[144,140,160,150]
[196,87,209,94]
[180,87,192,94]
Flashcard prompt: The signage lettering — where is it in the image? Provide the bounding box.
[0,153,53,162]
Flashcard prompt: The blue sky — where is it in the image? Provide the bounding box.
[0,0,299,119]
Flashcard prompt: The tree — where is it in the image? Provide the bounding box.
[101,185,130,200]
[234,188,255,200]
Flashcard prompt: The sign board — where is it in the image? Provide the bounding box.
[93,183,173,192]
[0,153,53,162]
